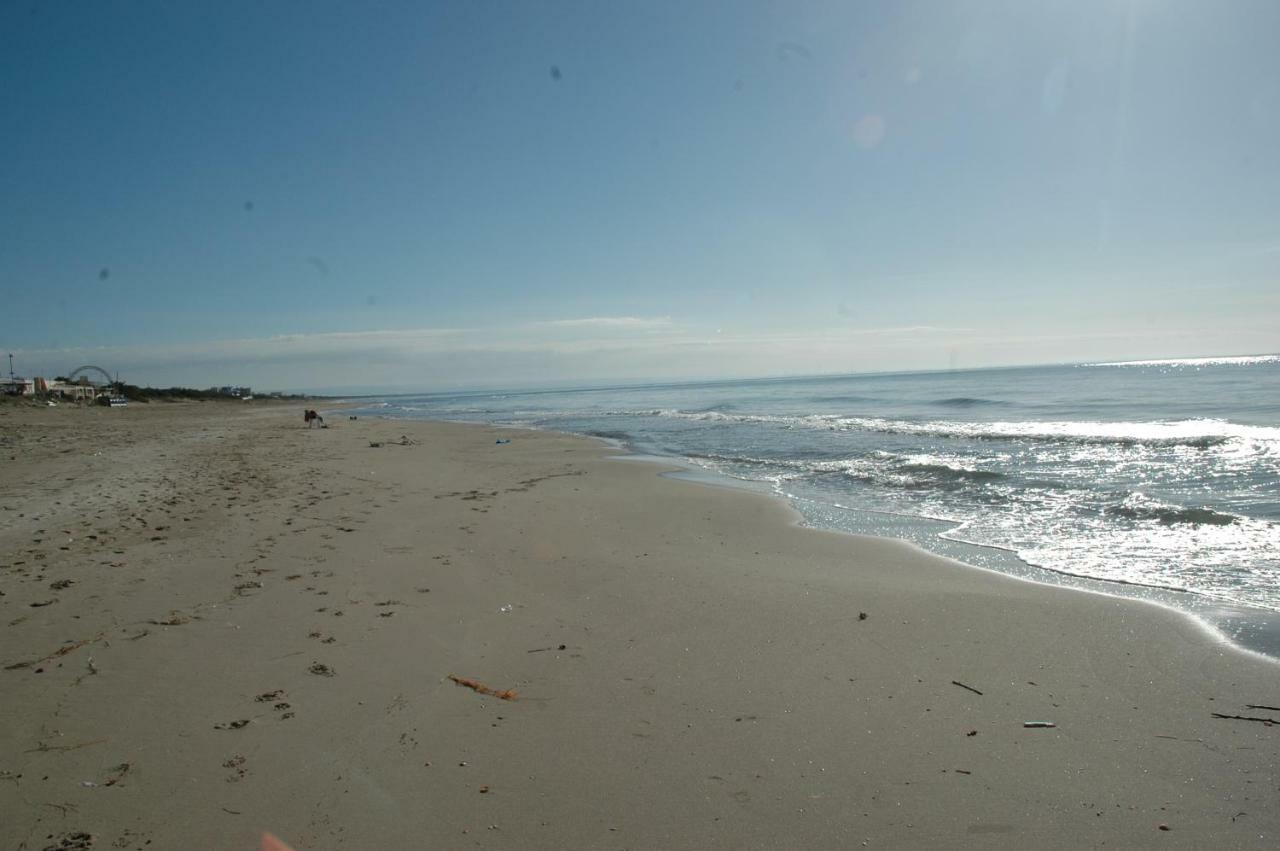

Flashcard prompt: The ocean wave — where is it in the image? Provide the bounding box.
[898,461,1005,482]
[683,451,824,472]
[870,417,1280,448]
[652,409,1277,448]
[685,450,1005,489]
[933,396,1005,408]
[1105,494,1240,526]
[806,394,875,404]
[681,451,824,484]
[585,429,632,442]
[653,409,838,427]
[1091,354,1280,368]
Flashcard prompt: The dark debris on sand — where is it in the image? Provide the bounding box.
[43,832,94,850]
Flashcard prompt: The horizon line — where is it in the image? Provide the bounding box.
[304,351,1280,399]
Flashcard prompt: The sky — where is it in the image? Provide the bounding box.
[2,0,1278,393]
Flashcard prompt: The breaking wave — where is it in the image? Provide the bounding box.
[898,461,1005,482]
[1092,354,1280,368]
[652,410,1275,449]
[685,451,1007,489]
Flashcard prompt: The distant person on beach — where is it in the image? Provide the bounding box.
[304,409,324,428]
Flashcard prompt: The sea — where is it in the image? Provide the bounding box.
[346,355,1280,659]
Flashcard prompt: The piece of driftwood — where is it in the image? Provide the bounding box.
[1211,712,1277,725]
[448,674,518,700]
[104,763,131,786]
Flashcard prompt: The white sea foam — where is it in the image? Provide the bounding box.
[653,409,1279,448]
[1092,354,1280,367]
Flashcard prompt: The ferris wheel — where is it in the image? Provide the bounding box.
[67,365,117,386]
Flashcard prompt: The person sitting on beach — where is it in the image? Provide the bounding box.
[304,409,324,428]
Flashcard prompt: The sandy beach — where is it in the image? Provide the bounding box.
[1,401,1277,850]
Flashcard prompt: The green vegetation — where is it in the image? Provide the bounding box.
[114,385,313,402]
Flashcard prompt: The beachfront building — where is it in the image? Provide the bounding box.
[44,379,100,401]
[8,377,108,401]
[2,377,35,396]
[3,373,112,400]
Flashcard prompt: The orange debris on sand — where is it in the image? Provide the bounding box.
[448,674,518,700]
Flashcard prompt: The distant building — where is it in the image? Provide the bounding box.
[2,377,34,396]
[46,380,98,401]
[31,377,100,401]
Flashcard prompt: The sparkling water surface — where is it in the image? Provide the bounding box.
[348,358,1280,657]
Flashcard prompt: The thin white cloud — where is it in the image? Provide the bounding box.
[264,328,467,343]
[532,316,673,330]
[843,325,967,337]
[13,327,471,370]
[5,323,983,379]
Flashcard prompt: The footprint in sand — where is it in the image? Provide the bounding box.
[255,689,295,720]
[222,754,248,782]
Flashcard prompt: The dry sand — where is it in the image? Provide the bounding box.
[1,401,1277,849]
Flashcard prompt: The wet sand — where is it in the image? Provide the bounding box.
[1,402,1277,849]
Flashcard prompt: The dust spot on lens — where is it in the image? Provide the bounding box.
[776,42,812,63]
[852,114,886,149]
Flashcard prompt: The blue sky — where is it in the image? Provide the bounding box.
[2,0,1278,392]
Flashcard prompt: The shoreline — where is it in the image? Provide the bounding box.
[3,404,1278,848]
[367,410,1280,665]
[653,449,1280,666]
